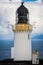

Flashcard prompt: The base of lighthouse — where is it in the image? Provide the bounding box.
[11,31,32,61]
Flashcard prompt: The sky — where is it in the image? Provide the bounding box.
[0,1,43,40]
[0,0,43,2]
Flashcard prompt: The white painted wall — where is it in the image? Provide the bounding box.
[11,31,32,61]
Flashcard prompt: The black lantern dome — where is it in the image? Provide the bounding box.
[16,2,29,24]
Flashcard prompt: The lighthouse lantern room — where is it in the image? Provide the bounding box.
[11,2,32,61]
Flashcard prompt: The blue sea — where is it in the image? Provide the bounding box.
[0,38,43,60]
[0,40,14,61]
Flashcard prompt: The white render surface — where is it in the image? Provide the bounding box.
[11,31,32,61]
[11,47,14,58]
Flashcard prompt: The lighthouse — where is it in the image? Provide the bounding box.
[11,2,32,61]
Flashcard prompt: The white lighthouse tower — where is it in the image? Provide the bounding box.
[11,2,32,61]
